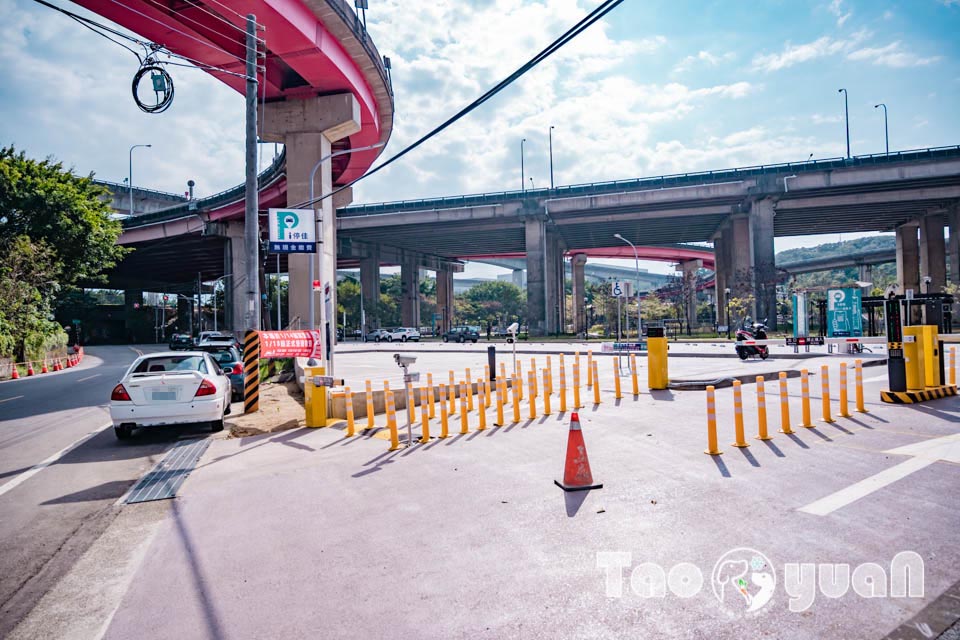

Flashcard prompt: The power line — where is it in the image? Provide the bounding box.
[291,0,625,209]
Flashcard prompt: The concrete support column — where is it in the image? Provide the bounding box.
[511,269,524,288]
[729,215,753,320]
[262,94,360,362]
[524,215,547,337]
[680,260,702,333]
[544,230,562,334]
[359,249,380,333]
[435,268,454,334]
[559,257,568,333]
[224,221,249,334]
[712,229,727,326]
[571,253,587,336]
[857,264,874,285]
[948,203,960,285]
[920,214,946,294]
[400,259,421,328]
[177,296,191,334]
[750,198,777,327]
[896,223,920,296]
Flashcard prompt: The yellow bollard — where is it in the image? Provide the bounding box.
[592,361,601,405]
[779,372,794,434]
[573,361,582,409]
[420,387,431,443]
[427,373,436,418]
[460,381,469,434]
[799,369,813,428]
[531,358,538,396]
[496,377,506,426]
[951,347,957,386]
[732,380,749,447]
[614,357,623,400]
[542,369,552,415]
[517,362,524,400]
[385,390,401,451]
[477,378,487,431]
[821,365,834,423]
[630,353,639,396]
[500,362,507,383]
[484,366,492,406]
[511,374,522,423]
[528,370,538,419]
[448,371,457,415]
[839,362,851,418]
[704,385,723,455]
[559,353,566,388]
[546,356,553,395]
[438,384,450,438]
[558,363,568,412]
[365,380,375,430]
[587,350,594,388]
[344,386,356,437]
[755,376,771,440]
[466,368,474,410]
[855,359,868,413]
[406,382,416,426]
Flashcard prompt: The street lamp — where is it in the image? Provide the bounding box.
[128,143,152,216]
[308,141,385,373]
[724,287,732,339]
[520,138,526,191]
[529,177,535,190]
[549,125,555,189]
[614,233,642,338]
[838,88,850,159]
[874,103,889,154]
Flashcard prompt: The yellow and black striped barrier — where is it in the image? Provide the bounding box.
[243,330,260,414]
[881,385,957,404]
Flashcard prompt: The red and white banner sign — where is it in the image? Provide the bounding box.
[258,330,323,359]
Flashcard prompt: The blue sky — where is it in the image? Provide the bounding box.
[1,0,958,278]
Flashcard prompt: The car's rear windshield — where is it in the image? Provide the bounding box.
[133,355,208,374]
[208,349,240,365]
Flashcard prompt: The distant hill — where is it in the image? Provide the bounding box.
[775,235,897,292]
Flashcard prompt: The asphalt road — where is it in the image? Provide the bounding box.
[0,344,220,637]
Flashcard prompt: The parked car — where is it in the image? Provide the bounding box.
[198,345,244,402]
[197,333,239,350]
[385,327,421,342]
[442,326,480,343]
[365,328,389,342]
[109,351,231,439]
[169,333,195,350]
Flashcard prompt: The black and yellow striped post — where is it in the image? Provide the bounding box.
[243,330,260,414]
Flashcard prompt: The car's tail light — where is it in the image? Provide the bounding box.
[194,379,217,397]
[111,384,131,401]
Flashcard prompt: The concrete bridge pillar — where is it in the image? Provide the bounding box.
[571,253,588,336]
[511,269,524,288]
[176,296,192,335]
[896,223,920,296]
[544,230,563,334]
[436,268,454,334]
[729,215,753,320]
[359,248,380,333]
[224,221,249,333]
[857,264,874,285]
[524,215,548,336]
[948,203,960,285]
[712,229,728,327]
[401,259,421,328]
[751,198,777,328]
[262,94,361,353]
[920,214,946,294]
[680,260,702,333]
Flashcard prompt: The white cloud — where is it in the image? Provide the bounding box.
[672,50,735,74]
[847,42,942,68]
[751,30,869,72]
[811,113,842,125]
[828,0,853,27]
[882,10,894,20]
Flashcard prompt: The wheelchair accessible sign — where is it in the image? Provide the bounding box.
[268,208,316,253]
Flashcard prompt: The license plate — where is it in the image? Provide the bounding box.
[152,390,177,401]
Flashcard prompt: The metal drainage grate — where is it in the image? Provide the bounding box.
[125,438,211,504]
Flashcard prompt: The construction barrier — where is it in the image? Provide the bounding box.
[420,387,431,443]
[528,370,537,419]
[459,381,469,434]
[731,380,748,447]
[495,377,506,426]
[839,363,851,418]
[365,380,375,429]
[613,357,623,400]
[427,373,436,418]
[592,361,601,405]
[511,374,522,423]
[572,361,582,409]
[243,330,260,414]
[477,379,487,431]
[630,353,639,396]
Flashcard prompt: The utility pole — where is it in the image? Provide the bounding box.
[244,14,261,331]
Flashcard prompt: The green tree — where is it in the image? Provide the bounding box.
[0,146,128,287]
[337,277,360,329]
[0,236,67,361]
[455,280,525,327]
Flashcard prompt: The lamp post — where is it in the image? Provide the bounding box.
[529,177,534,190]
[520,138,526,191]
[614,233,643,339]
[307,141,385,373]
[724,287,732,339]
[874,103,889,154]
[128,143,152,216]
[838,88,850,159]
[548,125,555,189]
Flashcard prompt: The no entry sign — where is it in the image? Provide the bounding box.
[259,330,323,359]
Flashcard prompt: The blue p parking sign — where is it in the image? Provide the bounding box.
[268,208,316,253]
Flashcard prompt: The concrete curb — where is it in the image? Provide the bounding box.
[337,346,832,360]
[668,358,888,391]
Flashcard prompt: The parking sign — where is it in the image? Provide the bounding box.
[268,209,316,253]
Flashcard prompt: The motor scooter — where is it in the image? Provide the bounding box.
[735,317,769,360]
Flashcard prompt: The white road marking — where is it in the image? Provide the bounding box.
[863,374,888,383]
[799,433,960,516]
[0,395,24,404]
[77,374,101,382]
[0,421,113,499]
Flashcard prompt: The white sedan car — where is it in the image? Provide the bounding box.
[385,327,421,342]
[110,351,232,440]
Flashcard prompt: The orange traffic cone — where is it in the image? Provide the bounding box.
[65,357,72,368]
[41,361,48,374]
[53,361,60,372]
[11,365,19,379]
[554,412,603,492]
[27,363,34,376]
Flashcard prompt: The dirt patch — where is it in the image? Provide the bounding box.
[227,381,306,438]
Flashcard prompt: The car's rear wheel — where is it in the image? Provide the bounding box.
[401,336,407,342]
[442,335,449,342]
[374,336,380,342]
[114,424,133,440]
[458,335,465,343]
[472,339,478,343]
[386,336,393,342]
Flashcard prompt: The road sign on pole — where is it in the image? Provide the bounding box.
[611,281,631,298]
[268,208,317,253]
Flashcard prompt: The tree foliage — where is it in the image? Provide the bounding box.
[454,280,525,327]
[0,236,67,361]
